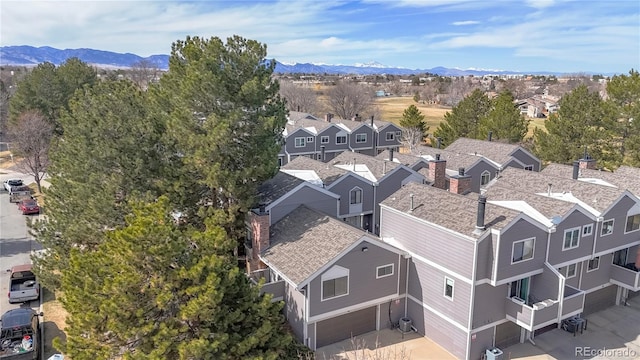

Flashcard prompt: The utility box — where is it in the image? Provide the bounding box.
[486,347,503,360]
[399,317,412,332]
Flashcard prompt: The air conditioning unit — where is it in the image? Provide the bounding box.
[399,317,412,332]
[486,347,503,360]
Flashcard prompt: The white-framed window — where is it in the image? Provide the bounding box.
[395,130,402,138]
[601,219,614,236]
[321,265,349,301]
[587,257,600,272]
[512,238,535,264]
[294,137,306,148]
[444,277,454,300]
[336,135,347,144]
[566,263,577,278]
[386,132,394,141]
[376,264,394,279]
[481,170,491,185]
[524,165,534,171]
[563,227,580,250]
[321,136,329,144]
[307,136,314,143]
[625,214,640,233]
[278,157,283,167]
[350,187,362,204]
[355,133,367,143]
[582,224,593,237]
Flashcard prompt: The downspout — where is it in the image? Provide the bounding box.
[592,217,603,258]
[373,183,379,235]
[467,238,479,360]
[404,256,410,317]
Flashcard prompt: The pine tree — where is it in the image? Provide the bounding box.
[478,90,529,143]
[399,104,428,151]
[606,69,640,167]
[432,88,491,147]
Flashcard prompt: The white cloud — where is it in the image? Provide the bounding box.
[451,20,480,26]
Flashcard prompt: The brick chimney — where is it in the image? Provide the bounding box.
[428,153,447,190]
[450,167,472,195]
[579,155,596,170]
[247,205,270,272]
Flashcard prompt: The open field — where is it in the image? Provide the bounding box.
[375,96,450,134]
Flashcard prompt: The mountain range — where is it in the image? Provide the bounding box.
[0,45,562,76]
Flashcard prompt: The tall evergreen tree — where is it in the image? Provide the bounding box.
[432,88,491,147]
[399,104,428,151]
[606,69,640,167]
[478,90,529,143]
[532,85,618,167]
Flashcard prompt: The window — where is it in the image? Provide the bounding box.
[566,263,577,278]
[350,187,362,204]
[587,257,600,272]
[321,136,329,144]
[356,133,367,143]
[582,224,593,237]
[336,135,347,144]
[512,238,535,263]
[481,171,491,185]
[396,131,402,138]
[563,227,580,250]
[386,132,394,141]
[278,157,283,167]
[376,264,394,279]
[444,277,454,300]
[613,248,629,266]
[601,219,614,236]
[321,265,349,300]
[625,214,640,233]
[524,165,534,171]
[294,137,305,148]
[307,136,314,143]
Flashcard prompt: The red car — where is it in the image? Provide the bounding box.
[18,199,40,215]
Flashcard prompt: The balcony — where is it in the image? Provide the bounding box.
[505,296,559,331]
[561,285,585,318]
[610,263,640,291]
[248,268,285,301]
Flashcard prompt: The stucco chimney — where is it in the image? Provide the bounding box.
[428,154,447,190]
[572,160,580,180]
[449,167,472,195]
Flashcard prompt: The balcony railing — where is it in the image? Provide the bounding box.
[248,268,285,300]
[610,263,640,291]
[505,297,559,331]
[561,285,585,318]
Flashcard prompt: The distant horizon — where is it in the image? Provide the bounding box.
[1,1,638,74]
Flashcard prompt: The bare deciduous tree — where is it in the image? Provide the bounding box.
[327,81,375,120]
[401,127,425,153]
[130,59,160,90]
[8,111,53,192]
[279,81,319,114]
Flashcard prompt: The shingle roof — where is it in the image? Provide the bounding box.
[332,151,400,181]
[413,146,489,171]
[262,206,366,285]
[381,182,520,238]
[375,150,425,167]
[255,172,304,205]
[541,163,640,197]
[615,166,640,178]
[281,156,348,186]
[489,167,626,214]
[445,138,525,166]
[483,185,576,222]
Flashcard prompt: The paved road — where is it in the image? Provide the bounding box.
[0,171,44,316]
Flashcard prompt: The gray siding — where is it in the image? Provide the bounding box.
[407,298,468,360]
[374,168,423,233]
[329,175,374,217]
[580,253,613,290]
[380,296,406,329]
[472,283,508,328]
[307,323,315,349]
[510,148,540,171]
[377,124,402,149]
[308,241,401,316]
[494,219,548,284]
[381,208,476,278]
[559,262,582,288]
[596,195,640,254]
[529,265,560,301]
[408,259,472,328]
[285,283,305,342]
[469,327,495,360]
[466,160,499,193]
[317,125,349,153]
[269,186,338,224]
[285,128,316,155]
[349,125,374,151]
[548,210,595,266]
[475,236,494,280]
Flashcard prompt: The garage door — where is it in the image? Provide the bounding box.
[316,306,376,348]
[583,285,617,315]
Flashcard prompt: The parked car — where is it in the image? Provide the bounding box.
[3,179,23,192]
[7,264,39,304]
[0,308,42,360]
[17,199,39,215]
[8,187,31,204]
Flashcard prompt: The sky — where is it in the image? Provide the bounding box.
[1,0,639,74]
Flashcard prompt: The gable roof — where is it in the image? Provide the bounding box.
[615,165,640,178]
[281,156,348,186]
[261,206,367,285]
[332,151,400,182]
[541,163,640,197]
[381,182,520,239]
[255,171,305,206]
[414,146,497,172]
[445,138,533,166]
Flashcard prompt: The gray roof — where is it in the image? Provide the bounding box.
[445,138,526,166]
[541,163,640,197]
[256,172,304,205]
[483,185,576,220]
[381,182,520,238]
[413,146,492,172]
[281,156,348,186]
[332,151,400,181]
[615,166,640,178]
[262,206,366,285]
[375,149,426,167]
[489,167,626,213]
[285,117,335,135]
[285,113,397,135]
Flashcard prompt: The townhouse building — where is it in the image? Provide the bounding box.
[444,137,542,172]
[279,111,403,165]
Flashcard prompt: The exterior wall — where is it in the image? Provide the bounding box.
[284,283,306,342]
[317,125,350,154]
[493,219,548,284]
[469,327,496,360]
[559,262,582,288]
[472,283,508,328]
[374,168,423,234]
[580,253,613,290]
[308,241,402,317]
[475,236,494,280]
[269,186,338,224]
[408,258,472,330]
[329,175,374,218]
[407,298,468,360]
[466,161,499,193]
[377,124,402,149]
[529,265,560,301]
[307,323,315,349]
[380,296,406,329]
[547,210,596,266]
[349,125,375,152]
[510,148,541,171]
[381,207,476,279]
[285,128,316,156]
[595,195,640,254]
